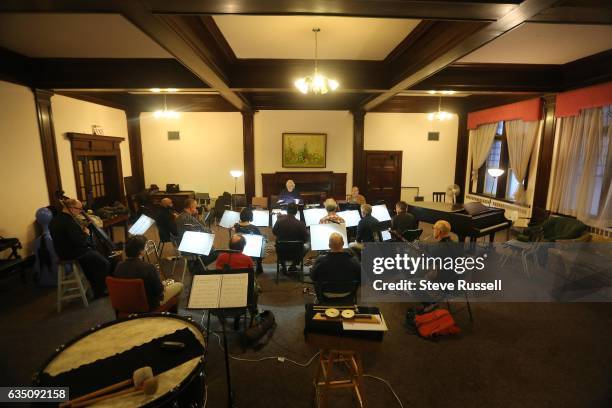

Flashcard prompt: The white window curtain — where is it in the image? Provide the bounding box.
[549,106,611,228]
[469,122,498,184]
[505,119,540,205]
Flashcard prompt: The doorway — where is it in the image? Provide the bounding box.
[363,151,402,207]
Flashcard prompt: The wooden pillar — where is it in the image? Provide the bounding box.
[125,109,145,192]
[242,110,255,202]
[454,111,469,203]
[33,89,62,205]
[352,110,365,191]
[532,94,557,210]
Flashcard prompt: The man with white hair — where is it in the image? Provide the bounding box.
[319,198,346,224]
[310,233,361,297]
[279,179,302,204]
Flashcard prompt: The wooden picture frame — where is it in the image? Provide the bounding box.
[282,133,327,168]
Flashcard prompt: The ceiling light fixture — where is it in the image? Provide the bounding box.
[428,96,454,121]
[153,94,179,119]
[294,28,339,95]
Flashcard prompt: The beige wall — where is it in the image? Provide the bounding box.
[254,110,354,196]
[364,113,459,201]
[51,95,131,198]
[0,81,49,253]
[140,112,244,198]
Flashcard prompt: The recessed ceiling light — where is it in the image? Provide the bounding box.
[151,88,161,93]
[427,90,437,95]
[166,88,179,93]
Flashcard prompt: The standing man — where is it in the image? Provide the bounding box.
[273,203,309,273]
[50,198,109,298]
[279,179,302,204]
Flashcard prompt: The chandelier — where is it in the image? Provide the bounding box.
[428,96,453,121]
[153,94,179,119]
[294,28,339,95]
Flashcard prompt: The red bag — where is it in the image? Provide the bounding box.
[414,309,461,338]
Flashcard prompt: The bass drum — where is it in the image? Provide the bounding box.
[34,313,206,407]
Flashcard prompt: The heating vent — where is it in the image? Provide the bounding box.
[168,131,180,141]
[465,194,531,218]
[588,226,612,239]
[427,132,439,141]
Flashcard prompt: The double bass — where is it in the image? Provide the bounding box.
[55,191,120,261]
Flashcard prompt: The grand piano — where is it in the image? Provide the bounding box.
[408,201,512,243]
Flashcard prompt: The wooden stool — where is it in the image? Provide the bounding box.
[57,260,89,313]
[314,348,365,408]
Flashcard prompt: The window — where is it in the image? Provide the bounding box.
[472,121,529,202]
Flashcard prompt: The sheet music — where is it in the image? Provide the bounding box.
[381,230,392,241]
[242,234,264,258]
[252,210,270,227]
[310,223,349,251]
[303,208,328,226]
[178,231,215,255]
[219,210,241,228]
[342,314,389,332]
[337,210,361,227]
[271,210,300,226]
[128,214,155,235]
[188,275,222,309]
[218,273,249,308]
[188,273,248,309]
[372,204,392,222]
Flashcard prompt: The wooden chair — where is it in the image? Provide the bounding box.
[106,276,178,319]
[432,192,446,202]
[57,260,89,313]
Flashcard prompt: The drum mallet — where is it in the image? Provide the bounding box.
[59,366,153,407]
[71,377,159,408]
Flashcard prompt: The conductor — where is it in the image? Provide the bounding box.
[278,179,301,204]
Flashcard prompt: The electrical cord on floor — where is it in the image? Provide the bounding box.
[199,316,404,408]
[363,374,404,408]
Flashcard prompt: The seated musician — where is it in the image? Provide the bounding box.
[115,235,183,311]
[348,186,366,205]
[49,198,109,298]
[433,220,454,243]
[349,203,379,258]
[278,179,302,204]
[311,233,361,300]
[232,208,264,275]
[272,202,309,274]
[392,201,416,235]
[216,234,260,319]
[319,199,345,224]
[175,198,217,265]
[157,198,178,241]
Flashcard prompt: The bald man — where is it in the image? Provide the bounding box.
[310,233,361,295]
[278,179,302,204]
[50,198,109,298]
[215,234,254,271]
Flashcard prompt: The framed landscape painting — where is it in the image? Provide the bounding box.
[282,133,327,168]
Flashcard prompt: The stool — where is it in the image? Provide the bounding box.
[57,260,89,313]
[314,349,365,407]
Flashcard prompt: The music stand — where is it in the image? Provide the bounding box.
[242,234,265,258]
[251,210,270,227]
[187,266,254,408]
[337,210,361,228]
[303,208,328,227]
[178,231,215,271]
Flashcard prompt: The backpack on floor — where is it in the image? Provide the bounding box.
[414,309,461,338]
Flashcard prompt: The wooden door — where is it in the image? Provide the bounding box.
[364,151,402,207]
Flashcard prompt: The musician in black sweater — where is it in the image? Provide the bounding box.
[49,198,109,298]
[311,233,361,299]
[115,235,183,310]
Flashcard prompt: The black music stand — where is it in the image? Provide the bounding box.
[187,266,255,408]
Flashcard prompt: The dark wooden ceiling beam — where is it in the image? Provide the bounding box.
[33,59,209,89]
[413,63,562,92]
[145,0,519,21]
[361,0,563,111]
[528,2,612,24]
[114,0,250,111]
[0,47,33,86]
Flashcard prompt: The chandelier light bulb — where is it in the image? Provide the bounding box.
[294,28,339,95]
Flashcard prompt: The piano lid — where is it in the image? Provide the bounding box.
[408,201,465,213]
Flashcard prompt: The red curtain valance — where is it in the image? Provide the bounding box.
[556,81,612,118]
[467,98,542,130]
